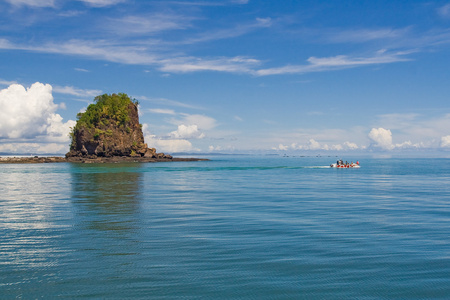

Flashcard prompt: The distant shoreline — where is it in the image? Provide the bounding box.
[0,156,208,164]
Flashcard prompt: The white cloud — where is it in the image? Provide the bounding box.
[323,28,410,43]
[159,56,261,74]
[394,140,422,149]
[208,145,223,152]
[441,135,450,148]
[175,114,217,130]
[46,114,76,142]
[53,85,102,98]
[108,14,191,36]
[169,124,205,139]
[274,138,361,151]
[0,82,75,150]
[256,51,410,76]
[438,4,450,18]
[0,38,262,75]
[4,0,55,7]
[0,39,160,65]
[276,144,289,151]
[138,95,200,109]
[374,113,450,147]
[0,83,54,139]
[307,138,321,150]
[148,108,177,115]
[0,142,68,154]
[368,127,394,150]
[77,0,125,7]
[232,0,249,4]
[0,79,18,87]
[343,141,359,149]
[181,18,271,45]
[74,68,90,72]
[142,122,204,153]
[143,131,195,153]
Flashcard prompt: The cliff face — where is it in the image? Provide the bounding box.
[66,93,171,159]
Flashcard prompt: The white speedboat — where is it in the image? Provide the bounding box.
[330,161,360,168]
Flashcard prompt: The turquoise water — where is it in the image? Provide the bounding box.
[1,156,449,299]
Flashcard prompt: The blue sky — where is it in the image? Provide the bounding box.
[1,0,450,155]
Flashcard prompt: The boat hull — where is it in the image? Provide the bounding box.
[330,163,360,168]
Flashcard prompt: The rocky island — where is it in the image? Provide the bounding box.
[0,93,206,164]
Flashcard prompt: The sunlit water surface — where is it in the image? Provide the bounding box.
[1,156,449,299]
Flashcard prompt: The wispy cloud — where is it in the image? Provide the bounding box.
[438,4,450,18]
[0,37,415,76]
[322,27,411,43]
[0,79,18,86]
[180,17,272,44]
[53,85,102,98]
[106,13,194,36]
[255,51,411,76]
[159,56,261,73]
[148,108,177,115]
[137,95,201,109]
[77,0,125,7]
[2,15,450,77]
[58,10,86,17]
[0,38,160,65]
[4,0,56,7]
[74,68,90,72]
[155,0,248,7]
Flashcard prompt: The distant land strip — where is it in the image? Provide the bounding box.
[0,156,208,164]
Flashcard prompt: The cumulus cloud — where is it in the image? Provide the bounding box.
[169,124,205,139]
[1,83,54,138]
[307,139,322,150]
[143,110,215,152]
[0,82,75,152]
[142,124,197,153]
[0,142,69,154]
[441,135,450,148]
[144,110,215,152]
[46,113,76,142]
[368,127,394,150]
[343,141,359,149]
[172,113,217,130]
[274,139,360,151]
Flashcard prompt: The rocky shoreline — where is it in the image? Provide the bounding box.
[0,156,208,164]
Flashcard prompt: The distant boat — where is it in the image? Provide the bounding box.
[330,161,360,168]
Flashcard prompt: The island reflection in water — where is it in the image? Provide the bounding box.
[70,163,144,253]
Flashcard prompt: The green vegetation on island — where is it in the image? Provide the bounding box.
[72,93,139,133]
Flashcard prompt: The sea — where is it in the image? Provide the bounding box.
[1,155,449,299]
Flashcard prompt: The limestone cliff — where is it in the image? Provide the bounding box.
[66,93,171,159]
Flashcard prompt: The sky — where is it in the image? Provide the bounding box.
[1,0,450,155]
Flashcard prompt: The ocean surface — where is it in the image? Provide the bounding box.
[1,156,449,299]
